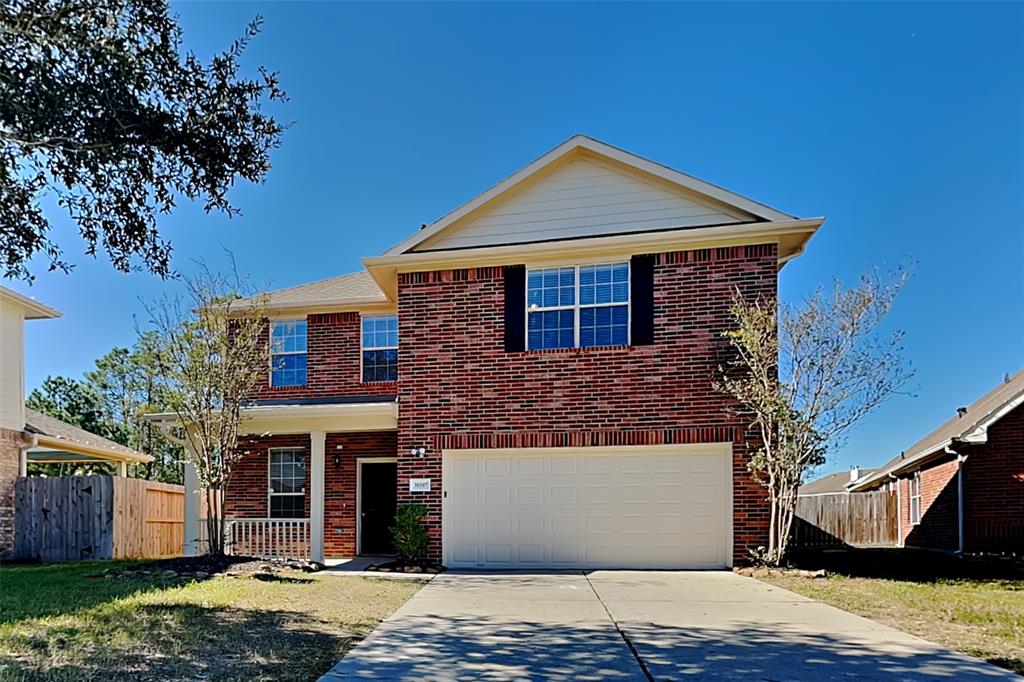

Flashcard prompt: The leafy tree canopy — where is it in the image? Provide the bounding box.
[26,334,184,482]
[0,0,286,281]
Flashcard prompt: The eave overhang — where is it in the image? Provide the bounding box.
[363,217,824,303]
[145,400,398,438]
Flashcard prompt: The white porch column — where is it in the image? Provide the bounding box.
[183,454,203,557]
[118,461,128,477]
[310,430,326,563]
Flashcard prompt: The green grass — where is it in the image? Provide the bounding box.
[763,573,1024,675]
[0,561,422,681]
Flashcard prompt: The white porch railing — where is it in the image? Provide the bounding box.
[225,518,311,561]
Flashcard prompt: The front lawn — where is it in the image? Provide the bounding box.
[0,560,422,681]
[763,571,1024,675]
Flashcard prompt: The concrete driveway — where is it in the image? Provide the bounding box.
[320,570,1015,681]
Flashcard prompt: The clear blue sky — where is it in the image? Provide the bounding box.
[10,2,1023,478]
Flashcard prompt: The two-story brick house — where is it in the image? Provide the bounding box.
[212,136,823,569]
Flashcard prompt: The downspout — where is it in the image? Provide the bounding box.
[888,472,901,547]
[945,445,968,554]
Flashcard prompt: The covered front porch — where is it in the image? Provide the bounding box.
[176,398,399,563]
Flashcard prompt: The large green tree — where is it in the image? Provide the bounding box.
[0,0,286,281]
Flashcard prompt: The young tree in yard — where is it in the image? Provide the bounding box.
[716,268,914,566]
[146,268,267,555]
[0,0,286,281]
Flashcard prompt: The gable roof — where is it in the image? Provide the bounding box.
[850,369,1024,491]
[0,286,60,319]
[236,271,388,314]
[799,469,876,496]
[25,408,152,464]
[386,135,798,256]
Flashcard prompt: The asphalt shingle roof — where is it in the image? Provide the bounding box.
[25,408,149,461]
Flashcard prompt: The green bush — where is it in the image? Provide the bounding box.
[390,504,429,564]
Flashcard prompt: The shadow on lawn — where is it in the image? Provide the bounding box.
[786,547,1024,583]
[324,613,1014,682]
[2,599,365,681]
[0,562,174,624]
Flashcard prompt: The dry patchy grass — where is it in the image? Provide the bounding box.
[763,572,1024,675]
[0,561,422,681]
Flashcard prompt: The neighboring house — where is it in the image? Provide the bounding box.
[166,135,824,569]
[799,467,876,496]
[850,370,1024,554]
[0,286,151,555]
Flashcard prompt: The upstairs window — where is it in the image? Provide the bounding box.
[527,262,629,350]
[270,320,307,387]
[268,448,306,518]
[362,315,398,382]
[909,471,922,524]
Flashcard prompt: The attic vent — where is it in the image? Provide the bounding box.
[956,407,968,418]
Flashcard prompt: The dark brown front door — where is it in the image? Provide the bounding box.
[360,461,397,555]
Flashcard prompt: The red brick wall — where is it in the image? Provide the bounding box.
[251,312,397,401]
[396,244,778,562]
[900,456,960,551]
[324,431,397,558]
[963,404,1024,552]
[226,434,311,518]
[225,431,397,559]
[0,427,22,556]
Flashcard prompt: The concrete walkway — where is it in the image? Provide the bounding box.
[320,570,1016,681]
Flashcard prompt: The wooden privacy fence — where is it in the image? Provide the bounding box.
[14,476,185,561]
[791,490,898,548]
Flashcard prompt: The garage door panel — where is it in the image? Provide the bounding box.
[444,445,730,569]
[516,486,544,504]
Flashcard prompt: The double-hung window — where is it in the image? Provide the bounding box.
[362,315,398,382]
[268,448,306,518]
[270,320,307,387]
[909,471,922,524]
[527,262,629,350]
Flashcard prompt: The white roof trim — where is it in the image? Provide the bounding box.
[849,389,1024,491]
[959,391,1024,443]
[384,134,796,256]
[0,286,61,319]
[145,401,398,424]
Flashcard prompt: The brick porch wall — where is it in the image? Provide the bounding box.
[324,431,397,558]
[225,430,397,559]
[0,427,22,556]
[396,244,778,563]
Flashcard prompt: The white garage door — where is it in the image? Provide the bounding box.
[442,444,732,570]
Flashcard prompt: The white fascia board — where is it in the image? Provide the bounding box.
[0,287,61,319]
[959,391,1024,443]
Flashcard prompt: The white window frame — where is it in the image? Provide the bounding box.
[525,262,631,350]
[909,471,922,525]
[360,314,399,383]
[269,319,308,387]
[268,447,307,519]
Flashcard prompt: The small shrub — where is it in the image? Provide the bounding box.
[390,504,429,564]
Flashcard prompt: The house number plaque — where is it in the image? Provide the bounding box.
[409,478,431,492]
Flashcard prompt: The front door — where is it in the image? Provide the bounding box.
[360,461,398,555]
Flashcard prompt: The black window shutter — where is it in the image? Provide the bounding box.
[631,254,655,345]
[503,265,526,352]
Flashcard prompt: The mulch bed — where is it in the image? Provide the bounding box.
[365,560,445,574]
[94,555,324,582]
